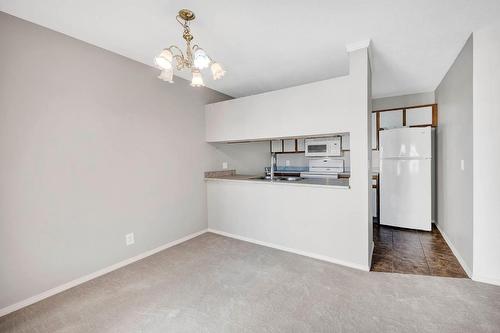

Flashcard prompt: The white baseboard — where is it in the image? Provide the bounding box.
[207,228,370,272]
[434,223,472,278]
[472,274,500,286]
[0,229,208,318]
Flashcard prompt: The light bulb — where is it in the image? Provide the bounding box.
[158,68,173,83]
[211,62,226,80]
[191,68,204,87]
[193,48,211,69]
[154,49,173,70]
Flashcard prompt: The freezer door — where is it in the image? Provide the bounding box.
[380,127,432,159]
[380,159,432,231]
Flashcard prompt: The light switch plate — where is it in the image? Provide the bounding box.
[125,233,135,246]
[222,162,228,169]
[460,160,465,171]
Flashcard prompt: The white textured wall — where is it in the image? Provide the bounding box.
[208,141,270,175]
[0,12,229,309]
[473,24,500,285]
[435,36,473,275]
[372,92,435,110]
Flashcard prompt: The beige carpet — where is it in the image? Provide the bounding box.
[1,232,499,332]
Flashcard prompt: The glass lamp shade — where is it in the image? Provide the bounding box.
[190,68,204,87]
[155,49,173,70]
[193,48,211,70]
[158,68,174,83]
[211,62,226,80]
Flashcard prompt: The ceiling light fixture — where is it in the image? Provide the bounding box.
[155,9,225,87]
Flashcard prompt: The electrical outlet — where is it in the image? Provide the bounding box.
[285,160,291,166]
[125,233,134,246]
[460,160,465,171]
[222,162,228,169]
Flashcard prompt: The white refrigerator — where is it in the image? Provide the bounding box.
[379,127,434,231]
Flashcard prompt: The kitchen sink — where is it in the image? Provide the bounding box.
[279,176,303,181]
[251,176,303,182]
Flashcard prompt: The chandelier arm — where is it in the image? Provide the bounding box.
[171,55,183,69]
[168,45,185,57]
[175,15,185,27]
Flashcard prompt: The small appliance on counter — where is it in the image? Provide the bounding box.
[300,158,344,179]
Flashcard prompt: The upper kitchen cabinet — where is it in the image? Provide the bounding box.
[371,104,438,151]
[406,106,435,127]
[283,139,296,152]
[270,139,305,153]
[379,110,403,129]
[297,138,305,152]
[271,140,283,153]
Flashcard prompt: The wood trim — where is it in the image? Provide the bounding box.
[432,104,438,127]
[274,151,304,155]
[372,103,437,113]
[409,124,433,128]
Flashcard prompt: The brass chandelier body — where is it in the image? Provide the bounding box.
[155,9,225,87]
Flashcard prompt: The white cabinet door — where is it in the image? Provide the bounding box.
[371,113,378,150]
[380,110,403,130]
[271,140,283,153]
[297,138,305,152]
[341,134,350,150]
[283,139,296,152]
[406,106,433,126]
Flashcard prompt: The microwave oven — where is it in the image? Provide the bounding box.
[305,137,342,157]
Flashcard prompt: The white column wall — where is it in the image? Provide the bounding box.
[473,24,500,285]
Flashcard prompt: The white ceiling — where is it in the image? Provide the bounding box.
[1,0,499,98]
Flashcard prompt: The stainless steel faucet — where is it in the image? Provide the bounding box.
[270,152,276,180]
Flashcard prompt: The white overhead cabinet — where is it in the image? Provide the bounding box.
[283,139,296,152]
[379,110,403,129]
[297,138,305,152]
[270,139,304,153]
[406,106,433,126]
[271,140,283,153]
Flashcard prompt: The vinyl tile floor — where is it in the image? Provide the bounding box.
[371,223,468,278]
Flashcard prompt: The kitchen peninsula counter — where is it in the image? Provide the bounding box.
[205,174,350,189]
[206,171,370,271]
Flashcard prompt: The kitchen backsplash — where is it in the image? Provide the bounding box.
[276,151,351,172]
